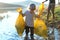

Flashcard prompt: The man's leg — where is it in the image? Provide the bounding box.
[50,4,55,40]
[50,4,55,28]
[51,4,55,21]
[47,10,50,21]
[47,3,51,22]
[47,5,51,26]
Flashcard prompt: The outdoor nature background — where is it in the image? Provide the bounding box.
[0,0,60,40]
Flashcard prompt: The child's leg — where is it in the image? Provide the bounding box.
[30,27,34,39]
[24,26,29,40]
[25,26,29,37]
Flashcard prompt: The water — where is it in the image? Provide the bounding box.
[0,11,60,40]
[54,28,60,40]
[0,11,20,40]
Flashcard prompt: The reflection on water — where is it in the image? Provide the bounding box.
[0,11,60,40]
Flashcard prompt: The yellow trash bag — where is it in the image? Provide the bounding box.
[15,8,25,36]
[34,3,48,38]
[34,19,48,38]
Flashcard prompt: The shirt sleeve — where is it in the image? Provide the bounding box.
[22,11,27,16]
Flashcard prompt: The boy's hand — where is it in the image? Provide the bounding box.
[19,10,22,14]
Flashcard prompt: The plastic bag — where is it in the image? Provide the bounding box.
[34,19,48,38]
[38,3,44,16]
[15,8,25,36]
[34,3,48,38]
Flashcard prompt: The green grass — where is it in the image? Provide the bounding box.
[55,6,60,21]
[41,6,60,23]
[55,7,60,14]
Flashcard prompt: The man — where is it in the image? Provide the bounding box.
[43,0,55,23]
[42,1,55,39]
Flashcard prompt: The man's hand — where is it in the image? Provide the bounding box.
[42,2,44,3]
[42,0,47,3]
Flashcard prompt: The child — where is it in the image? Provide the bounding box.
[42,0,55,23]
[19,4,39,40]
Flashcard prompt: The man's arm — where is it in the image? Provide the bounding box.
[42,0,48,3]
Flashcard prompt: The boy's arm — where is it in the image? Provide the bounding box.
[21,13,25,17]
[34,14,40,18]
[19,11,25,17]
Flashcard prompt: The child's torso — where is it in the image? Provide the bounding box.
[25,11,35,27]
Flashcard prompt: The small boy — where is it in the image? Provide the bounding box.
[19,4,39,40]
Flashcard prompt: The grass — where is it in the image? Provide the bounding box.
[55,6,60,21]
[41,6,60,22]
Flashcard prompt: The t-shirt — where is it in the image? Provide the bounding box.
[46,0,55,3]
[24,10,36,27]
